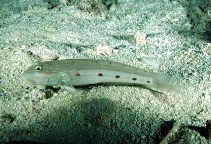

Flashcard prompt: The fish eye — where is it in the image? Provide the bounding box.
[35,66,42,71]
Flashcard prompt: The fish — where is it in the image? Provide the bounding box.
[21,59,180,93]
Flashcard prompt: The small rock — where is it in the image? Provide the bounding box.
[160,123,209,144]
[29,45,59,61]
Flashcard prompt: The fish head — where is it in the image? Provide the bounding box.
[21,62,61,86]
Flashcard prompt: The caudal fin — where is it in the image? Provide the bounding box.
[151,73,184,94]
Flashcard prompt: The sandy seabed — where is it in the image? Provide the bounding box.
[0,0,210,143]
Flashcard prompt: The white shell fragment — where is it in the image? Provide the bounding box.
[96,44,113,56]
[134,31,147,46]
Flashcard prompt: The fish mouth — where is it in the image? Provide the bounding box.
[21,73,37,86]
[25,79,37,86]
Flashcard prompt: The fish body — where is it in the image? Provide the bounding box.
[22,59,178,93]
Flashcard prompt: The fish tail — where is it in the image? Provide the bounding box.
[151,73,183,94]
